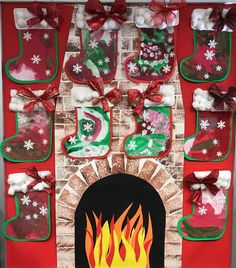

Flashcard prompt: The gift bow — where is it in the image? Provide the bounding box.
[90,78,121,112]
[210,7,236,32]
[209,84,236,112]
[85,0,127,31]
[149,0,186,27]
[128,81,163,116]
[27,1,61,29]
[17,85,59,113]
[184,170,220,204]
[26,166,55,193]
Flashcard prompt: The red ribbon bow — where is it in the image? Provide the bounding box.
[210,7,236,32]
[17,84,59,113]
[90,78,121,112]
[26,166,55,194]
[209,84,236,112]
[85,0,127,31]
[27,1,61,29]
[128,81,163,117]
[184,170,220,204]
[149,0,186,27]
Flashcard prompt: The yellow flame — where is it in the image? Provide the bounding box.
[85,204,153,268]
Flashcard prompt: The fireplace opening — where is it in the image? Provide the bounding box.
[75,173,166,268]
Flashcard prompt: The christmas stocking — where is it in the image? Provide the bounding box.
[65,0,126,84]
[124,81,175,158]
[5,3,60,84]
[184,85,236,161]
[180,7,236,82]
[3,167,55,241]
[124,3,180,83]
[0,85,59,162]
[178,170,231,240]
[62,78,121,159]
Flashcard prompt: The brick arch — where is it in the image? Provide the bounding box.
[56,154,182,267]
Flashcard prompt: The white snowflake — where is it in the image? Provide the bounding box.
[69,136,77,144]
[5,146,12,153]
[38,129,44,135]
[83,122,93,132]
[160,145,166,152]
[201,148,208,155]
[212,139,219,145]
[204,73,210,79]
[167,36,173,43]
[31,55,41,64]
[39,206,47,216]
[33,213,38,220]
[162,65,171,73]
[208,39,217,49]
[204,50,215,60]
[217,120,226,129]
[18,114,27,124]
[73,63,82,74]
[43,33,49,40]
[196,64,202,71]
[42,139,48,145]
[89,40,98,49]
[45,69,51,76]
[25,215,31,221]
[216,151,223,158]
[127,62,138,74]
[23,139,34,150]
[98,59,103,66]
[200,119,210,130]
[216,65,222,72]
[103,69,110,75]
[32,201,38,207]
[198,206,207,215]
[127,140,137,151]
[23,31,32,42]
[21,195,31,206]
[104,57,110,63]
[169,51,175,58]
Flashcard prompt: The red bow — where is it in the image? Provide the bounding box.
[210,7,236,32]
[17,85,59,113]
[27,1,61,29]
[149,0,186,27]
[85,0,127,31]
[128,81,163,117]
[184,170,220,204]
[90,78,121,112]
[26,166,55,194]
[209,84,236,112]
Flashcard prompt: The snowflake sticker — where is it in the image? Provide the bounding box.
[21,195,32,206]
[33,213,39,220]
[103,69,110,75]
[98,60,103,66]
[25,215,31,221]
[204,50,215,61]
[104,57,110,63]
[32,201,38,207]
[217,120,226,129]
[83,122,93,132]
[162,65,171,73]
[18,114,28,124]
[73,63,82,74]
[216,65,222,72]
[5,146,12,153]
[198,206,207,216]
[201,148,208,155]
[42,139,48,145]
[160,145,166,152]
[45,69,51,76]
[39,206,47,216]
[23,139,34,150]
[69,136,77,144]
[127,140,137,151]
[89,40,98,49]
[38,129,44,135]
[200,120,210,130]
[212,139,219,145]
[204,73,210,79]
[208,39,217,49]
[127,62,138,74]
[31,55,42,64]
[23,32,32,42]
[43,33,49,40]
[216,151,223,158]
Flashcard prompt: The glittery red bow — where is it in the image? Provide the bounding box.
[85,0,127,31]
[17,84,59,113]
[26,166,55,194]
[210,7,236,32]
[209,84,236,112]
[149,0,186,27]
[90,78,121,112]
[27,1,61,29]
[128,81,163,117]
[184,170,220,205]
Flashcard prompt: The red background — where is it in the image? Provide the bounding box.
[2,3,235,268]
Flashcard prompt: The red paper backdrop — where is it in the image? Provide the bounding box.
[1,3,235,268]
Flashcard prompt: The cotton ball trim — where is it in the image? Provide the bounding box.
[192,88,215,111]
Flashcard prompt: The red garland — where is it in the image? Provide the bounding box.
[184,170,220,204]
[149,0,186,27]
[27,1,61,29]
[90,78,121,112]
[17,84,59,113]
[26,166,55,194]
[128,81,163,117]
[209,84,236,112]
[85,0,127,31]
[210,7,236,32]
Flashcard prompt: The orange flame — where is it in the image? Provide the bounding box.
[85,204,153,268]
